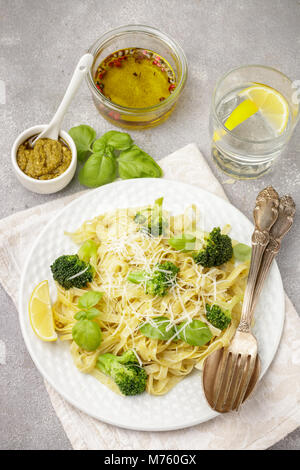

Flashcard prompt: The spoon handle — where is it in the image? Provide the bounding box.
[40,53,94,141]
[250,195,296,313]
[50,53,94,134]
[237,187,279,333]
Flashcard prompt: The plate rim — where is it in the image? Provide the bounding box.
[18,178,285,431]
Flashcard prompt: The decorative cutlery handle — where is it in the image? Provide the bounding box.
[238,186,279,333]
[250,195,296,313]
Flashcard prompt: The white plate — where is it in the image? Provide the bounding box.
[19,179,285,431]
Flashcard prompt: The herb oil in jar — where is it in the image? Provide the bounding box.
[93,48,177,108]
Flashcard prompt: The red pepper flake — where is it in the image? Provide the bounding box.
[168,84,176,92]
[108,110,120,120]
[108,61,114,67]
[114,60,122,67]
[96,83,104,91]
[153,60,158,65]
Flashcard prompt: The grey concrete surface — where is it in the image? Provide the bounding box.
[0,0,299,450]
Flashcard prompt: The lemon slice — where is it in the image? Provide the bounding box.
[240,84,289,134]
[213,99,259,141]
[29,280,57,341]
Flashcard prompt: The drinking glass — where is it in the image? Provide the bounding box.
[209,65,299,179]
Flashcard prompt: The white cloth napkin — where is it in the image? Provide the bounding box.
[0,143,299,450]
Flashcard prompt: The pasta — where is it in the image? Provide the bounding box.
[52,202,249,396]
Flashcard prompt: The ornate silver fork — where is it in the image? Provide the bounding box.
[202,186,281,413]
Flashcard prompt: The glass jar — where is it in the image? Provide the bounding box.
[86,25,188,129]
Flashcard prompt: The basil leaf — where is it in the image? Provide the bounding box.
[78,291,103,309]
[104,131,132,150]
[72,318,102,351]
[178,320,212,346]
[79,150,117,188]
[106,130,133,150]
[69,125,96,162]
[86,307,101,320]
[74,311,87,321]
[92,138,106,154]
[140,316,176,340]
[168,234,196,252]
[118,145,162,179]
[233,243,252,262]
[93,131,133,153]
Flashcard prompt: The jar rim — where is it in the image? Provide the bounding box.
[86,24,188,114]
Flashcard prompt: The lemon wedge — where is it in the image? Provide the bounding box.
[29,280,57,341]
[240,84,289,134]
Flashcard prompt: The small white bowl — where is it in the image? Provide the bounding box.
[11,125,77,194]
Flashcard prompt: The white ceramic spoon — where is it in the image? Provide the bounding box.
[29,53,93,146]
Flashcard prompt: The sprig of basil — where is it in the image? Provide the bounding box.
[69,125,163,188]
[118,145,162,179]
[74,290,103,321]
[178,320,212,346]
[233,243,252,262]
[168,234,196,252]
[69,125,96,162]
[139,316,177,340]
[72,290,104,350]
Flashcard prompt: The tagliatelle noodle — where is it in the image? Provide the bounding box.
[53,204,249,395]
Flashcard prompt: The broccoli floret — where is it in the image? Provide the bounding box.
[128,261,179,296]
[96,350,147,396]
[134,197,168,237]
[146,262,179,296]
[50,254,94,290]
[193,227,233,267]
[206,303,231,330]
